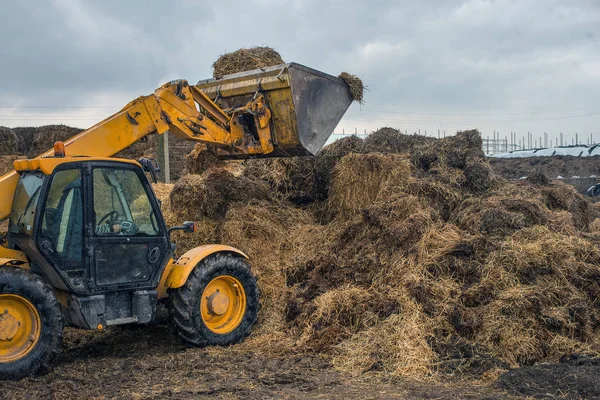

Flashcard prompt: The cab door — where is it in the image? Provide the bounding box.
[86,163,170,291]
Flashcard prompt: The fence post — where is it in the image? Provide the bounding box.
[157,131,171,184]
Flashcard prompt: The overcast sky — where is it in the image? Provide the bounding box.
[1,0,599,147]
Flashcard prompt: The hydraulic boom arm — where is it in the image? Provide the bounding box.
[0,63,354,221]
[0,79,270,220]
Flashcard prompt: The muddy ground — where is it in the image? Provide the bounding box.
[1,313,598,399]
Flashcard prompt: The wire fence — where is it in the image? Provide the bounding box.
[333,129,597,156]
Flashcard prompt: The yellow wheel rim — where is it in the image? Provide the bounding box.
[0,294,41,363]
[200,276,246,334]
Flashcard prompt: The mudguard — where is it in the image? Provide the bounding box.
[157,244,248,299]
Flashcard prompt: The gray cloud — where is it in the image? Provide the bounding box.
[0,0,598,144]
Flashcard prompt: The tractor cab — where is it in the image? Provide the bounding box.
[7,147,171,328]
[1,144,259,380]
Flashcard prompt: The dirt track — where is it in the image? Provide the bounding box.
[1,315,599,399]
[0,320,507,400]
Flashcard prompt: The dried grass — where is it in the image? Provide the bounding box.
[155,127,600,380]
[0,155,25,176]
[184,144,223,174]
[590,218,600,232]
[338,72,365,104]
[326,153,411,219]
[0,125,81,157]
[170,169,270,219]
[219,201,313,334]
[333,303,435,377]
[212,46,284,78]
[0,125,156,160]
[463,160,493,193]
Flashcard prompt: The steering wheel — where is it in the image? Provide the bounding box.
[97,210,119,227]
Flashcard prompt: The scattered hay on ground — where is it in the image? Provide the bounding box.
[212,46,284,77]
[333,301,435,377]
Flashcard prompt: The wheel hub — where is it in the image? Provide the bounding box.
[207,292,230,315]
[0,311,20,341]
[0,294,41,362]
[200,275,247,334]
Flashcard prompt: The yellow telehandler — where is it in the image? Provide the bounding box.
[0,63,353,379]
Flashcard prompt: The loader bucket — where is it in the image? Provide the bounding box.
[196,63,353,158]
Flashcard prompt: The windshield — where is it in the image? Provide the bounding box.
[9,172,44,236]
[93,167,159,236]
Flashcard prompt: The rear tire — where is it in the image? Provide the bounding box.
[0,267,63,380]
[168,253,259,346]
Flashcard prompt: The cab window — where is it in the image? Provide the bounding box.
[93,168,159,236]
[39,169,84,271]
[9,172,44,237]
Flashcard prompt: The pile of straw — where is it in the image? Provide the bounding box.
[170,168,270,219]
[184,144,222,174]
[161,128,600,380]
[0,125,156,161]
[212,46,284,78]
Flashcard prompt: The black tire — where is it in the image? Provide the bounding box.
[168,253,260,346]
[0,267,63,380]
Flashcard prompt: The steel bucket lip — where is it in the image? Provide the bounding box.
[196,62,346,87]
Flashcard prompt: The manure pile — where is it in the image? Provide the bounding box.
[0,125,82,158]
[490,155,600,180]
[0,125,156,162]
[166,127,600,379]
[212,46,284,77]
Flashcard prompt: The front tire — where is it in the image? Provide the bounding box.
[0,267,63,380]
[168,253,259,346]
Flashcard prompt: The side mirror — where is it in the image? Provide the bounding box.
[168,221,196,236]
[182,221,195,233]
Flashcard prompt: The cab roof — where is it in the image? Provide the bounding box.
[13,156,141,175]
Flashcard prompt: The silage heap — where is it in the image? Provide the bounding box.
[212,46,285,78]
[166,128,600,379]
